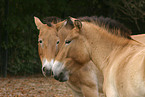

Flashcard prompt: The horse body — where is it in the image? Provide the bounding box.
[52,17,145,97]
[84,24,145,97]
[104,44,145,97]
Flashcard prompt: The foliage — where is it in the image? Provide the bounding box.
[104,0,145,34]
[1,15,41,75]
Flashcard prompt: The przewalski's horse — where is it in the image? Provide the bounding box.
[52,17,145,97]
[34,16,61,77]
[34,16,104,97]
[35,16,144,97]
[53,16,133,97]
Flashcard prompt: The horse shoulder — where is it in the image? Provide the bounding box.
[104,45,145,96]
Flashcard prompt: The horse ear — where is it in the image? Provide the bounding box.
[34,16,44,30]
[69,17,82,29]
[65,17,74,29]
[74,20,82,29]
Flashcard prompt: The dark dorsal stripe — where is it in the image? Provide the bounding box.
[77,16,132,39]
[42,16,62,27]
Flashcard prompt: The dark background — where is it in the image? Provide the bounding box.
[0,0,145,77]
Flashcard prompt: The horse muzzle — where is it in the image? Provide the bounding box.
[42,59,54,77]
[54,71,69,82]
[42,66,53,77]
[52,61,69,82]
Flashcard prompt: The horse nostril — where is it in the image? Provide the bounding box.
[54,72,64,81]
[54,72,68,82]
[42,67,46,72]
[42,67,52,77]
[60,72,63,77]
[54,75,59,80]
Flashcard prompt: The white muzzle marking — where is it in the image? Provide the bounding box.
[52,60,70,81]
[42,58,54,75]
[52,61,64,76]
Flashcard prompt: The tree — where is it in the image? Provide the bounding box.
[105,0,145,34]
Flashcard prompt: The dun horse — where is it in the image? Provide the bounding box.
[35,16,144,97]
[34,16,60,77]
[52,17,145,97]
[34,17,104,97]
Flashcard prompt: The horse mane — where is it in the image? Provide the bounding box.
[42,16,132,39]
[42,16,62,26]
[77,16,132,39]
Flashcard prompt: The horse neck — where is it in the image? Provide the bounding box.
[82,23,131,71]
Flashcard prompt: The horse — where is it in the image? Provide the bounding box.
[34,16,104,97]
[35,16,144,97]
[52,17,145,97]
[34,16,60,77]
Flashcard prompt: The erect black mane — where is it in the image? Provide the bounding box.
[42,16,132,39]
[77,16,132,39]
[42,16,62,27]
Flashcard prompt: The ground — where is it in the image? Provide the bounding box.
[0,74,73,97]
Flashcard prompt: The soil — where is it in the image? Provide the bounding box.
[0,74,73,97]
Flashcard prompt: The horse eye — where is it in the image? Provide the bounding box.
[65,40,71,44]
[39,40,42,43]
[57,41,59,44]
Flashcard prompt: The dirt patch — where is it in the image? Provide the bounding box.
[0,75,73,97]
